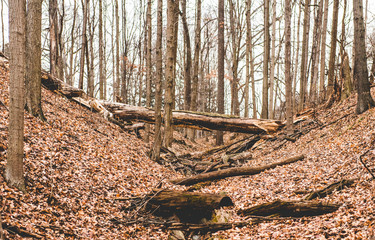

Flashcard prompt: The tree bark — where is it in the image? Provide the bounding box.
[327,0,339,99]
[78,0,88,90]
[170,155,304,186]
[110,104,285,134]
[261,0,270,119]
[216,0,225,145]
[181,0,192,111]
[353,0,375,114]
[68,0,76,87]
[238,200,340,217]
[151,0,163,162]
[298,0,310,111]
[309,0,323,104]
[269,0,276,118]
[25,0,44,121]
[164,0,180,147]
[6,0,26,191]
[49,0,61,79]
[99,0,105,100]
[285,0,293,134]
[319,0,329,102]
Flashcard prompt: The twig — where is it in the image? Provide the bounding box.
[0,100,8,111]
[359,150,375,180]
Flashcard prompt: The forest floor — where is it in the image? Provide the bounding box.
[1,57,375,239]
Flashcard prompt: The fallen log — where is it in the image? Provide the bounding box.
[170,155,305,186]
[304,179,355,200]
[104,103,284,134]
[238,199,340,217]
[144,189,234,223]
[41,71,84,97]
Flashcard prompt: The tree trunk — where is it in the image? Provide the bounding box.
[216,0,225,145]
[261,0,270,119]
[6,0,26,191]
[67,1,76,87]
[292,3,302,112]
[151,0,163,162]
[181,0,192,111]
[114,0,120,101]
[78,0,88,90]
[164,0,180,147]
[327,0,339,99]
[25,0,44,121]
[353,0,375,114]
[319,0,329,102]
[298,0,310,111]
[269,0,276,118]
[49,0,61,79]
[191,0,202,113]
[285,0,293,134]
[309,0,323,105]
[99,0,105,99]
[145,0,152,143]
[171,155,304,186]
[109,104,285,134]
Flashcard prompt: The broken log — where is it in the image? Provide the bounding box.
[41,71,84,97]
[304,179,355,200]
[170,155,305,186]
[103,103,284,134]
[144,189,234,223]
[238,199,340,217]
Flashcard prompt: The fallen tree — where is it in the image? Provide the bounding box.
[101,103,284,134]
[170,155,305,186]
[139,189,234,223]
[237,199,340,217]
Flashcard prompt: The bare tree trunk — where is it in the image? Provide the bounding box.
[25,0,44,121]
[1,0,4,52]
[298,0,310,111]
[216,0,225,145]
[327,0,339,99]
[49,0,60,78]
[285,0,293,134]
[145,0,152,143]
[181,0,192,111]
[151,0,163,162]
[245,0,251,118]
[115,0,120,100]
[319,0,329,102]
[7,0,26,191]
[68,0,76,87]
[78,0,88,90]
[164,0,180,147]
[309,0,323,105]
[99,0,105,99]
[191,0,202,113]
[87,3,95,98]
[353,0,375,114]
[293,2,302,112]
[269,0,276,118]
[248,1,256,119]
[261,0,270,119]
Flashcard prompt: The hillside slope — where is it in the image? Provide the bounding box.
[1,55,375,239]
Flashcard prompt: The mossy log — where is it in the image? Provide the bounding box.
[170,155,305,186]
[238,199,340,217]
[144,189,234,223]
[102,103,284,134]
[304,179,355,200]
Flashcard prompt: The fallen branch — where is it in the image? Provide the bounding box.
[238,199,340,217]
[359,150,375,180]
[3,223,44,239]
[170,155,305,186]
[304,179,355,200]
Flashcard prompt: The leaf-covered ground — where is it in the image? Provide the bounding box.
[1,57,375,239]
